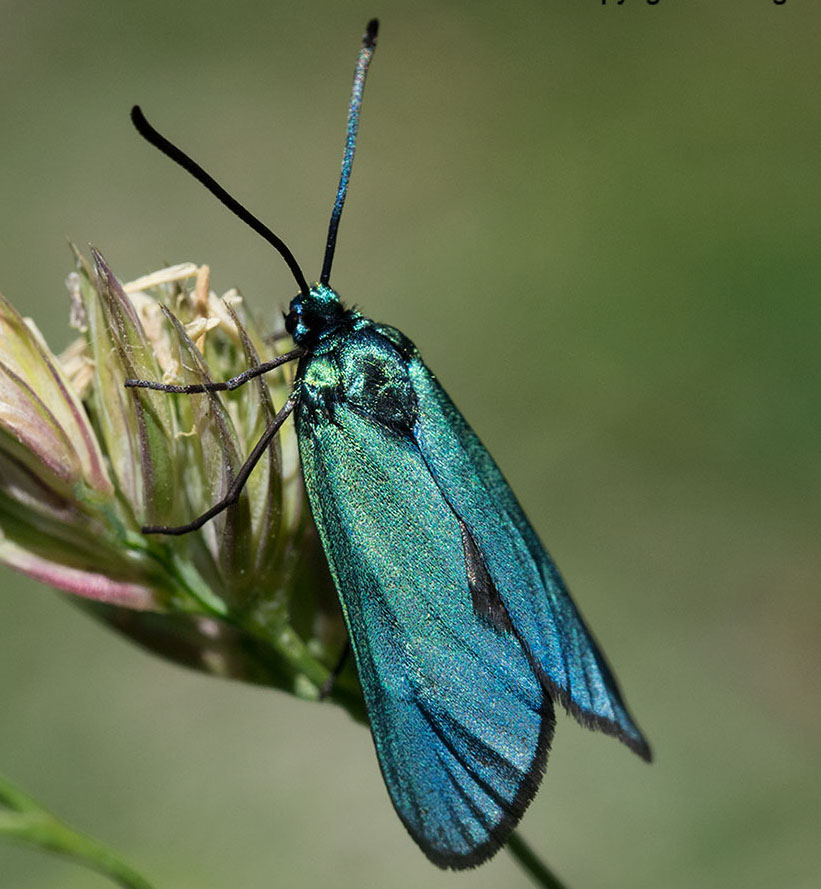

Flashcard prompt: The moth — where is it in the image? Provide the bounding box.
[127,18,650,869]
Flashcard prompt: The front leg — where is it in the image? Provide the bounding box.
[124,348,304,395]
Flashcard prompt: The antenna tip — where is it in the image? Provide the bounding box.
[131,105,148,131]
[364,18,379,48]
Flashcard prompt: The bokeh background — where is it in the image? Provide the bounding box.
[1,2,819,888]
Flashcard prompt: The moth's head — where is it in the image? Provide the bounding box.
[285,283,344,346]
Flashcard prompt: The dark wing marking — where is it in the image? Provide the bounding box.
[460,519,514,634]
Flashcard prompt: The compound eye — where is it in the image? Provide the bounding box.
[284,310,298,336]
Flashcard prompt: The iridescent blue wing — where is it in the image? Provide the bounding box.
[298,402,554,868]
[407,356,651,761]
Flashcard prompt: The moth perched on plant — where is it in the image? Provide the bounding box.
[126,18,651,869]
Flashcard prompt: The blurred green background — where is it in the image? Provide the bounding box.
[1,1,819,887]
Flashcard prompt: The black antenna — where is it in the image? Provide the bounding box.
[131,105,310,299]
[319,18,379,286]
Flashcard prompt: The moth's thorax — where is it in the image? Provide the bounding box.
[298,323,419,436]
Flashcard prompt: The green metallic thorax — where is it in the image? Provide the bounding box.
[289,284,419,436]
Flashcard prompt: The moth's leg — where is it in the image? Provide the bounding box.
[124,347,303,395]
[319,640,351,700]
[141,396,297,535]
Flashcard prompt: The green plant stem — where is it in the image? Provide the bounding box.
[0,774,156,889]
[507,831,569,889]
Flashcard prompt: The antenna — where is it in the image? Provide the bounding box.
[131,105,310,299]
[319,18,379,286]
